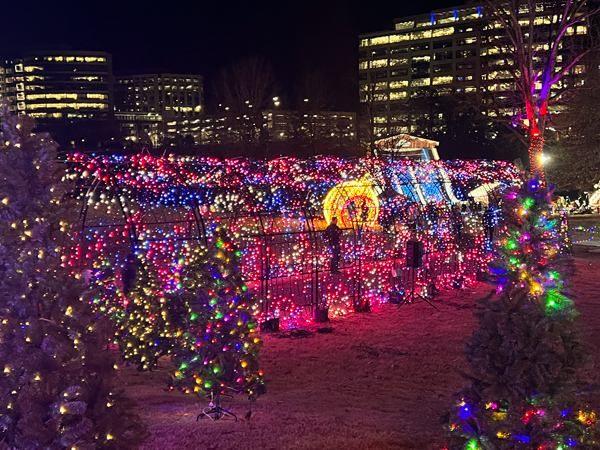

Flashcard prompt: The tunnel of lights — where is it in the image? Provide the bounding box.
[66,152,520,325]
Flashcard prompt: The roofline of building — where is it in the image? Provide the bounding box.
[358,3,485,39]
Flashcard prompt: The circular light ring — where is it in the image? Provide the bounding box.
[323,176,379,229]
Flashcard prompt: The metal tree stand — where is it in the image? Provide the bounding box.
[196,392,237,422]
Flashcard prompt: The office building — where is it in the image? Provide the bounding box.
[1,50,112,120]
[114,73,203,145]
[358,4,588,138]
[0,50,114,148]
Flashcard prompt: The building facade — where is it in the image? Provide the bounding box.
[114,73,203,145]
[358,4,588,138]
[1,50,112,121]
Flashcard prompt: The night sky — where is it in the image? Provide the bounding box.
[11,0,464,111]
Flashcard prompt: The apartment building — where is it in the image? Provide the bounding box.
[114,74,203,145]
[358,4,588,138]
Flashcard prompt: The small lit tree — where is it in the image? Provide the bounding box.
[118,254,177,371]
[445,176,599,450]
[170,226,264,415]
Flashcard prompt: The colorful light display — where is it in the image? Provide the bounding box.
[446,177,598,450]
[65,153,520,326]
[170,226,264,400]
[323,175,380,228]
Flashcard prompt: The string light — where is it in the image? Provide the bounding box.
[67,153,520,327]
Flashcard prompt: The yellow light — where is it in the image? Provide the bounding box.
[106,434,113,440]
[323,175,379,229]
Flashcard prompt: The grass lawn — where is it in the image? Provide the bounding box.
[122,257,600,450]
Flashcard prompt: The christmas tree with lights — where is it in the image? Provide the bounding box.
[118,254,176,371]
[0,106,147,449]
[445,177,599,450]
[170,226,264,415]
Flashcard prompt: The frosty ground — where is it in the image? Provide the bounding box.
[123,249,600,450]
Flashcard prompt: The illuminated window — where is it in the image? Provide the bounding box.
[534,16,551,25]
[370,59,388,68]
[390,34,410,42]
[437,14,455,25]
[487,70,511,80]
[465,86,477,92]
[432,27,454,37]
[411,30,432,40]
[87,93,108,99]
[457,37,477,45]
[374,82,387,90]
[574,65,585,74]
[565,27,574,36]
[374,116,387,123]
[412,55,431,63]
[369,36,390,46]
[72,76,100,81]
[26,76,44,81]
[373,93,388,101]
[359,61,368,70]
[411,78,430,87]
[26,93,77,100]
[24,66,43,72]
[15,64,23,72]
[390,58,408,66]
[389,91,407,99]
[576,25,587,35]
[415,21,430,28]
[16,92,25,101]
[26,102,107,110]
[395,21,414,30]
[519,19,530,26]
[433,76,453,85]
[460,10,480,20]
[389,80,408,89]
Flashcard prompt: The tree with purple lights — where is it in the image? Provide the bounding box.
[483,0,600,178]
[445,177,599,450]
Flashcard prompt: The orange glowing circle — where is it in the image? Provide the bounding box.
[323,176,379,229]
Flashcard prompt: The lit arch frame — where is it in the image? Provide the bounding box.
[323,175,380,229]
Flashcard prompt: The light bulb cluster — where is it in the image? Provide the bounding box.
[446,177,598,450]
[66,153,520,326]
